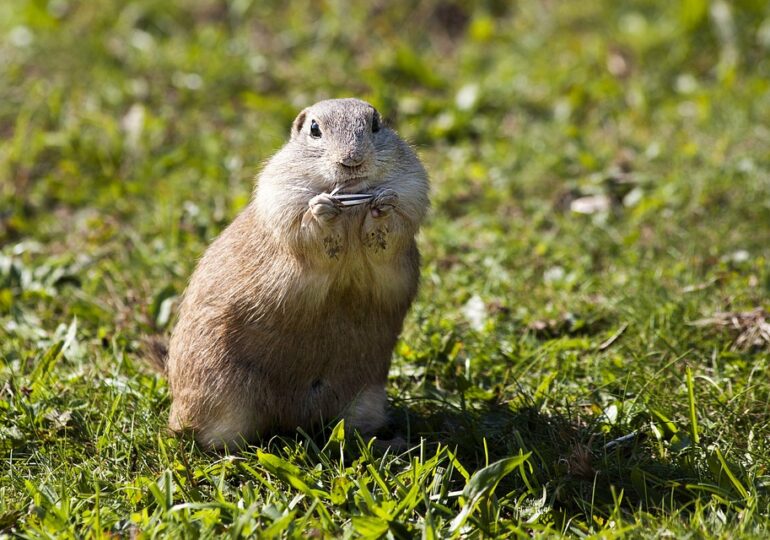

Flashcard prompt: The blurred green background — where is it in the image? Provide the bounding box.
[2,0,769,247]
[2,0,770,536]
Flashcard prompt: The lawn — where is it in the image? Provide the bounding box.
[2,0,770,537]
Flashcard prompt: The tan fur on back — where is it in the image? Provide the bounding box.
[165,98,429,449]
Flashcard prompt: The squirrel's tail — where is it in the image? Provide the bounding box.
[142,335,169,374]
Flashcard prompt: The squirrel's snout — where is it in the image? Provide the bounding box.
[338,148,372,168]
[340,155,365,168]
[336,139,372,169]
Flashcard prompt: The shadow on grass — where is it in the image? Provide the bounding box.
[385,397,733,523]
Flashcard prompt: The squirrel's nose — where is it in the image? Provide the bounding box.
[339,155,365,168]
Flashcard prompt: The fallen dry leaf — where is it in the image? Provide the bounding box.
[691,308,770,350]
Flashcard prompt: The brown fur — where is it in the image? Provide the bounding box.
[161,98,429,449]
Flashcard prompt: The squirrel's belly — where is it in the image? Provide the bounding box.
[255,298,401,418]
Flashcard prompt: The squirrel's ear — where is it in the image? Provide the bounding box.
[291,110,307,139]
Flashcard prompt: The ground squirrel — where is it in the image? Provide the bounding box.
[148,98,429,449]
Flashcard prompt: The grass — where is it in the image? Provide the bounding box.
[2,0,770,537]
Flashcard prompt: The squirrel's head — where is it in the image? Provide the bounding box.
[288,98,398,192]
[255,98,428,228]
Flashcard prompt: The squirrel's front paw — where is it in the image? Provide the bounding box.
[304,193,341,227]
[370,188,399,218]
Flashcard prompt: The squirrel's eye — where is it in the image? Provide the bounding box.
[372,114,381,133]
[310,120,322,138]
